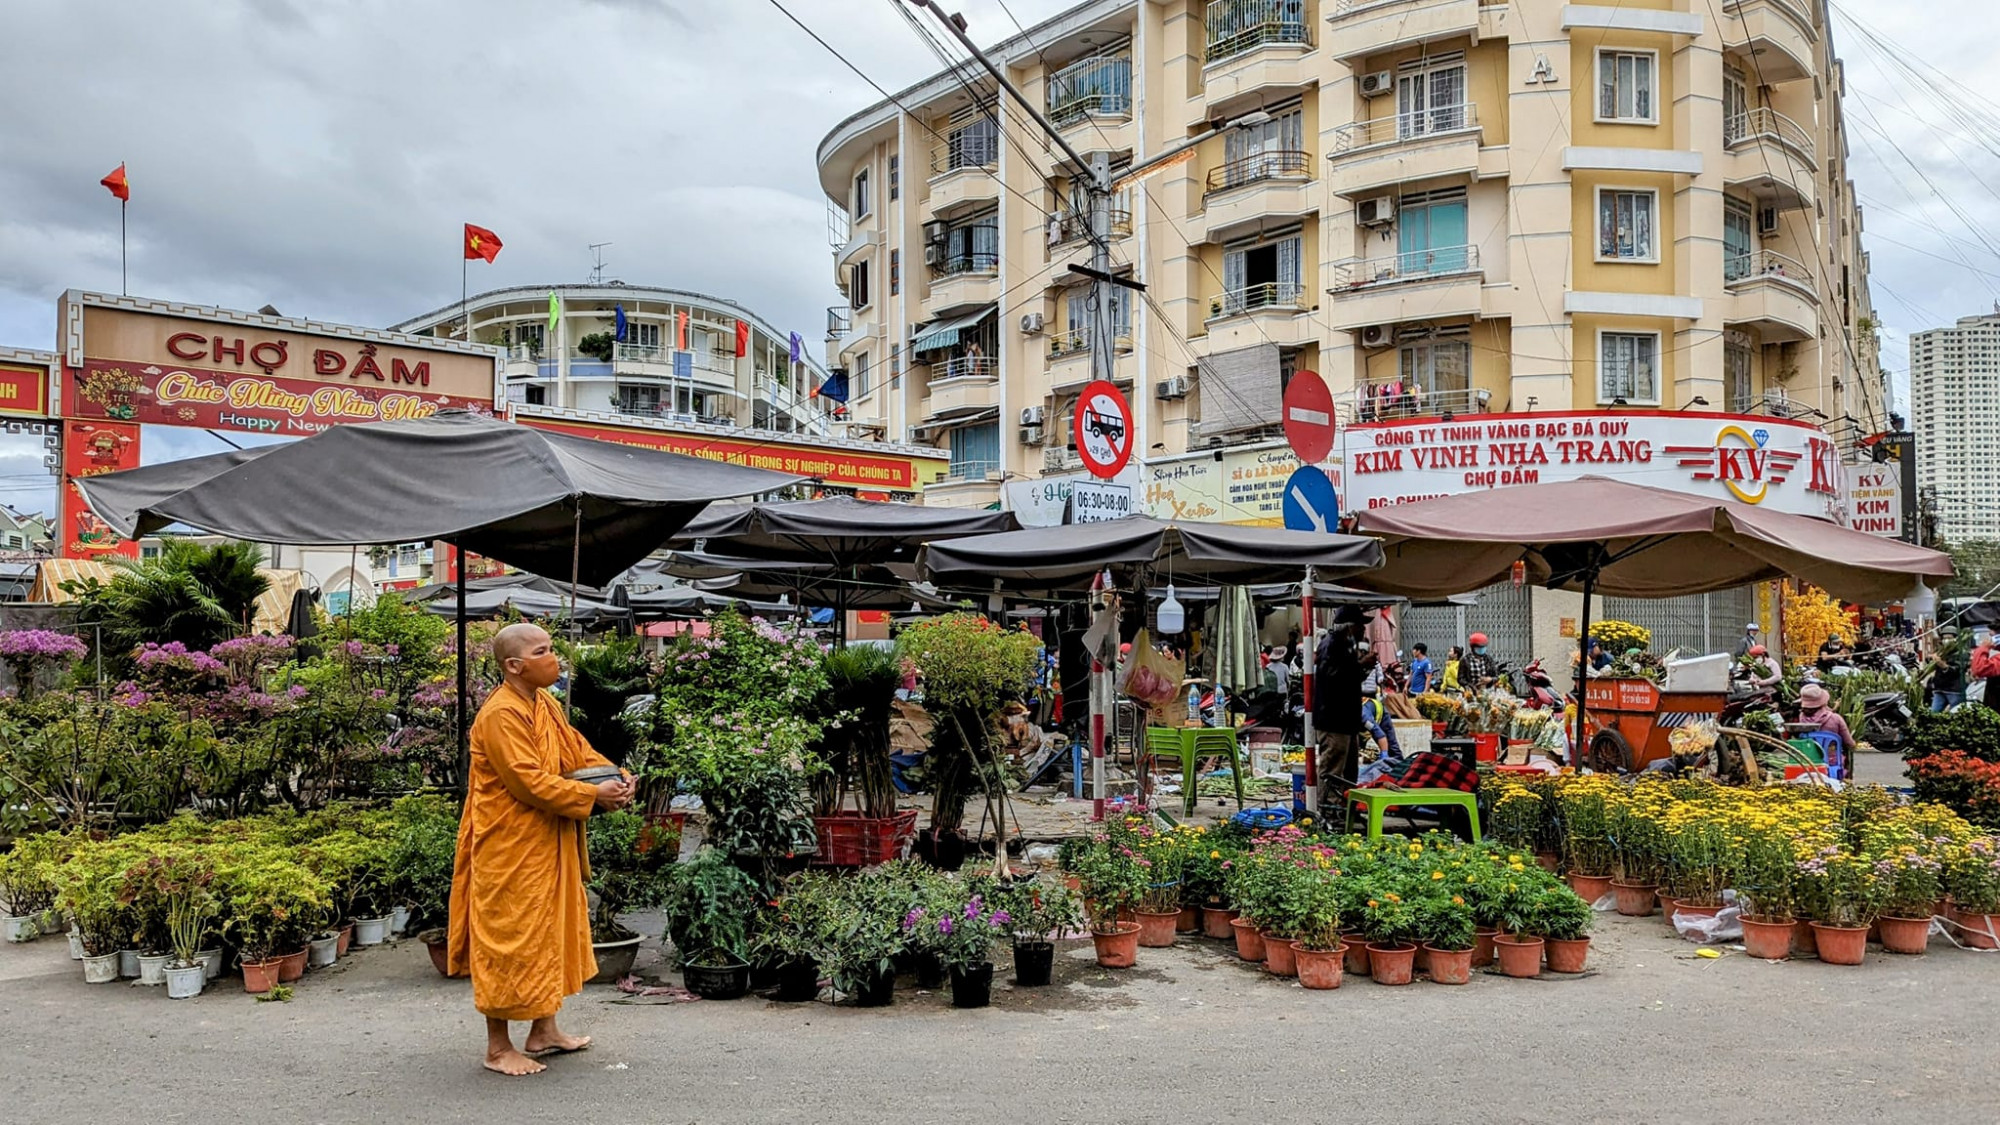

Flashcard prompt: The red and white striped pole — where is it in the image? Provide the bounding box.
[1090,568,1109,822]
[1300,567,1318,814]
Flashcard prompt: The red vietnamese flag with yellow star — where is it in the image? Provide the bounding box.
[100,164,130,202]
[463,223,502,263]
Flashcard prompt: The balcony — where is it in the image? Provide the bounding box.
[925,253,1002,315]
[1724,250,1818,342]
[1201,151,1315,238]
[1328,104,1483,196]
[1048,55,1133,132]
[925,358,1000,419]
[928,134,1000,214]
[826,306,852,339]
[1207,281,1308,321]
[1723,0,1815,84]
[1724,108,1817,212]
[1327,245,1484,329]
[1048,206,1135,249]
[1203,0,1314,103]
[1047,329,1135,364]
[608,344,739,390]
[1344,384,1494,422]
[1326,0,1510,63]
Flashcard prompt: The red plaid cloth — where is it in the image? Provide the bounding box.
[1358,751,1480,794]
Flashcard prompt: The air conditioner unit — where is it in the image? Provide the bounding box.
[1020,312,1045,335]
[923,220,950,244]
[1156,375,1189,400]
[1019,405,1045,426]
[1019,425,1044,445]
[1359,71,1395,98]
[1043,446,1074,472]
[1357,196,1396,226]
[1757,206,1780,235]
[923,243,945,266]
[1358,324,1394,350]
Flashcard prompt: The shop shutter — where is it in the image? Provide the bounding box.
[1601,588,1756,656]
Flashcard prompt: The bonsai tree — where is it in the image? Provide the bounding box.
[576,332,616,362]
[586,810,676,942]
[660,846,761,968]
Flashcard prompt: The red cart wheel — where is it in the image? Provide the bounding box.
[1588,729,1634,774]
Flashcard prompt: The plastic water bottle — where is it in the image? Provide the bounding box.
[1209,686,1226,727]
[1186,684,1201,726]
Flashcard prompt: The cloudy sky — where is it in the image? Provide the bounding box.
[1,0,1995,517]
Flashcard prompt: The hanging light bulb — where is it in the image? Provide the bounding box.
[1157,583,1185,634]
[1511,560,1526,588]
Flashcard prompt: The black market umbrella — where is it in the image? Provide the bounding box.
[918,515,1385,592]
[667,496,1018,567]
[656,550,959,613]
[404,571,610,604]
[421,585,633,628]
[76,446,276,535]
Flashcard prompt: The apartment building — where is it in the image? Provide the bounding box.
[815,0,1884,511]
[1911,314,2000,543]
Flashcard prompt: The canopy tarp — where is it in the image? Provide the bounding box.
[421,584,633,627]
[1350,476,1952,605]
[918,515,1385,591]
[911,305,997,353]
[668,496,1017,567]
[76,411,803,586]
[27,559,117,604]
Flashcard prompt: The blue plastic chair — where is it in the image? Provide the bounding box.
[1804,731,1844,780]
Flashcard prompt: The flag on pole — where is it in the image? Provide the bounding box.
[809,370,850,403]
[100,164,129,201]
[735,319,750,358]
[676,311,689,351]
[789,332,803,365]
[614,304,627,342]
[547,291,561,338]
[463,223,502,263]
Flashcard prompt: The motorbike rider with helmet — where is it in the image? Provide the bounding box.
[1744,644,1783,689]
[1462,632,1499,688]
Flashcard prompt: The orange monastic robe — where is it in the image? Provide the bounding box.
[446,683,611,1020]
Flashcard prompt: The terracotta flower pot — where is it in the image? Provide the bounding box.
[1565,873,1614,905]
[241,958,283,994]
[1202,906,1238,940]
[425,935,452,977]
[1811,922,1868,965]
[1230,918,1265,961]
[1343,937,1371,976]
[1092,922,1142,968]
[1425,944,1473,985]
[1261,933,1298,976]
[1412,945,1430,973]
[1292,943,1345,990]
[1877,915,1931,955]
[1494,934,1544,979]
[1739,915,1795,960]
[1610,880,1658,917]
[1790,918,1819,959]
[1471,927,1498,968]
[1134,909,1179,948]
[1673,899,1725,921]
[276,948,308,982]
[1176,906,1201,934]
[1063,875,1082,893]
[336,924,354,958]
[1366,942,1416,986]
[1957,909,2000,951]
[1545,936,1590,973]
[1657,888,1679,918]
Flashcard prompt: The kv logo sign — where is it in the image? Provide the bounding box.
[1665,426,1811,504]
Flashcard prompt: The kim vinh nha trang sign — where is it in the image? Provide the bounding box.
[1341,411,1846,519]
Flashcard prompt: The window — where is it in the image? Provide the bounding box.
[523,384,546,406]
[1220,233,1303,314]
[1725,332,1754,412]
[1598,190,1656,261]
[947,423,1000,478]
[853,167,872,219]
[618,385,662,414]
[940,213,999,274]
[1398,190,1471,276]
[510,323,545,350]
[1396,57,1467,139]
[1065,287,1132,348]
[1399,338,1471,395]
[1597,51,1655,122]
[622,321,661,348]
[888,154,899,201]
[1219,104,1305,186]
[853,352,871,399]
[1600,332,1660,403]
[945,110,998,170]
[890,249,900,296]
[1724,197,1754,281]
[890,344,901,387]
[850,259,872,310]
[1723,64,1749,141]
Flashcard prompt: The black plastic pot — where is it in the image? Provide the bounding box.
[913,951,946,990]
[915,827,968,872]
[749,957,780,991]
[773,959,820,1002]
[1012,941,1054,987]
[950,961,994,1009]
[682,959,751,1000]
[851,966,895,1007]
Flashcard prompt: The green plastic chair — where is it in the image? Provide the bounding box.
[1143,727,1246,815]
[1342,786,1482,842]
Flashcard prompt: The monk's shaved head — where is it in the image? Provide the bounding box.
[493,623,551,666]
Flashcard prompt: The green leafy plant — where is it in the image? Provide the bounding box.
[896,614,1043,841]
[998,878,1084,942]
[586,810,676,941]
[808,644,903,818]
[1413,889,1476,952]
[576,332,616,361]
[386,794,460,932]
[1070,834,1147,934]
[660,846,761,968]
[1530,885,1593,941]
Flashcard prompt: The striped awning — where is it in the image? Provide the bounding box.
[911,305,996,353]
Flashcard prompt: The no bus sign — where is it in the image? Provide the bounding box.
[1073,379,1133,479]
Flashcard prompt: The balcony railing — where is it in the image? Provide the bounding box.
[930,356,998,381]
[930,130,998,175]
[1048,330,1135,358]
[1347,384,1491,422]
[942,460,1001,482]
[1726,0,1814,30]
[1049,207,1134,245]
[826,306,852,338]
[1331,245,1481,289]
[930,251,1001,279]
[1332,0,1507,17]
[1330,104,1480,154]
[1725,249,1814,292]
[1048,55,1133,128]
[1208,281,1308,319]
[1204,0,1311,64]
[1724,107,1815,165]
[1205,150,1311,193]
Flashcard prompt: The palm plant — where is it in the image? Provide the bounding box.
[809,645,902,818]
[70,538,272,662]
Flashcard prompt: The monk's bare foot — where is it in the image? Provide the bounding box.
[484,1047,547,1076]
[524,1028,591,1056]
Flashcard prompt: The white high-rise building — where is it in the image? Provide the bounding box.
[1911,314,2000,543]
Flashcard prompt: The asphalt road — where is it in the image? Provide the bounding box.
[6,895,1997,1125]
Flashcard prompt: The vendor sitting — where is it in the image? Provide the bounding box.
[1796,683,1854,759]
[1360,683,1400,758]
[1744,644,1783,688]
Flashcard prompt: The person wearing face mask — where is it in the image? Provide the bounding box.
[1461,632,1498,687]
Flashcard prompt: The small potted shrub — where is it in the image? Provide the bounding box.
[1222,850,1278,963]
[56,867,128,984]
[1488,873,1547,979]
[1284,869,1346,991]
[1359,890,1420,986]
[1735,825,1802,960]
[1072,836,1145,968]
[587,810,675,983]
[221,855,329,993]
[156,857,218,999]
[906,890,1011,1009]
[818,869,911,1006]
[1873,839,1945,955]
[1536,886,1594,973]
[0,842,57,943]
[662,846,761,999]
[1415,888,1477,985]
[1001,878,1082,987]
[1184,837,1239,939]
[1947,836,2000,950]
[386,794,460,976]
[1796,842,1886,965]
[756,872,838,1002]
[1130,827,1187,948]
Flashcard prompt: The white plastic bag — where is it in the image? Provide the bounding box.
[1672,889,1742,943]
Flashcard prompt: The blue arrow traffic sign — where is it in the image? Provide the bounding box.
[1281,465,1340,533]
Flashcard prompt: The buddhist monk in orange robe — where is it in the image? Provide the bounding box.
[447,623,634,1076]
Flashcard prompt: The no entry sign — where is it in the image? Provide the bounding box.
[1282,370,1335,464]
[1073,379,1133,479]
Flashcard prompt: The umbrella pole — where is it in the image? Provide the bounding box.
[1574,568,1595,770]
[456,561,469,794]
[1090,572,1109,822]
[1300,569,1317,814]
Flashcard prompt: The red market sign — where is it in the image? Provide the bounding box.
[1072,379,1133,480]
[1282,370,1336,465]
[60,420,141,559]
[0,361,53,419]
[64,359,483,435]
[1341,410,1844,519]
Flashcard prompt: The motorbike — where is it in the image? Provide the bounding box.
[1721,665,1778,728]
[1515,658,1562,710]
[1856,691,1914,752]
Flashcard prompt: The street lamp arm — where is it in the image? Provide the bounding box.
[1111,111,1275,192]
